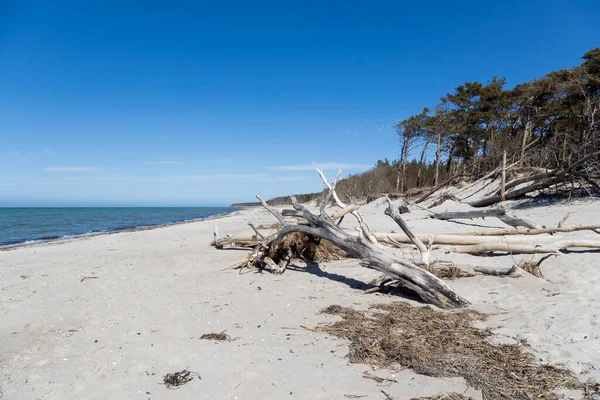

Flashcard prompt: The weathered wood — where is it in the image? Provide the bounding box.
[385,195,430,265]
[317,168,378,243]
[474,265,522,277]
[493,171,551,196]
[274,201,470,309]
[430,208,541,230]
[375,232,600,249]
[449,240,600,254]
[432,209,506,220]
[376,233,533,246]
[248,223,265,240]
[472,151,600,207]
[415,173,468,204]
[330,204,360,221]
[453,224,600,236]
[497,213,541,230]
[214,237,263,248]
[256,194,287,226]
[501,150,507,201]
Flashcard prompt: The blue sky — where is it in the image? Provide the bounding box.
[1,1,598,206]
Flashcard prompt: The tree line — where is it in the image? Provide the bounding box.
[332,48,599,203]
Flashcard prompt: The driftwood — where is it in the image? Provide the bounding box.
[216,171,469,309]
[471,151,600,207]
[493,171,552,196]
[317,169,378,243]
[273,198,469,308]
[454,224,600,236]
[385,195,430,265]
[449,240,600,254]
[430,208,541,229]
[375,232,600,254]
[415,173,467,204]
[501,150,507,201]
[474,265,523,277]
[218,228,600,256]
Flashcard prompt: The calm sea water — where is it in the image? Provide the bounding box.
[0,207,238,248]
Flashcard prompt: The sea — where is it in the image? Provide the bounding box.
[0,207,239,248]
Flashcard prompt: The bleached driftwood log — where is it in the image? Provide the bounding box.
[449,240,600,254]
[471,151,600,207]
[455,224,600,236]
[273,197,469,309]
[430,208,541,230]
[374,232,600,254]
[474,265,523,277]
[374,233,543,246]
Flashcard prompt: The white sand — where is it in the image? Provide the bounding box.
[1,198,599,399]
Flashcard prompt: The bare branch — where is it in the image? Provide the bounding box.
[256,194,286,226]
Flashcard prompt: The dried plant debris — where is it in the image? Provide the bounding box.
[411,394,474,400]
[317,303,594,400]
[200,331,231,341]
[269,232,346,263]
[162,370,200,389]
[428,263,473,280]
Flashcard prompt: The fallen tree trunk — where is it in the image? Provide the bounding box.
[414,173,468,204]
[449,240,600,254]
[430,208,541,229]
[431,209,506,219]
[219,230,600,254]
[470,175,563,207]
[454,225,600,236]
[471,151,600,207]
[274,199,470,309]
[493,171,552,196]
[474,265,522,277]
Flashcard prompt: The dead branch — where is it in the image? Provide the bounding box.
[256,194,287,226]
[330,204,360,221]
[385,195,430,265]
[248,223,266,240]
[317,168,378,243]
[473,265,523,277]
[415,173,468,204]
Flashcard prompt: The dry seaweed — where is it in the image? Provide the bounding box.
[410,394,474,400]
[317,302,587,400]
[200,331,231,341]
[162,370,200,389]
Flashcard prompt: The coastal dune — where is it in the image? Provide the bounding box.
[1,199,600,399]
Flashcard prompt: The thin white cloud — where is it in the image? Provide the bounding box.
[44,166,96,172]
[141,160,182,165]
[271,162,372,171]
[160,173,271,182]
[157,174,308,182]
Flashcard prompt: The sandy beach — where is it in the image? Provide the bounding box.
[2,195,600,400]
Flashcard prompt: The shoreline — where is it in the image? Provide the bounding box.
[1,196,599,399]
[0,208,243,252]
